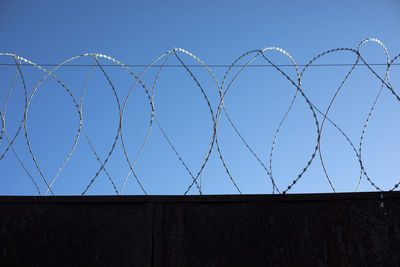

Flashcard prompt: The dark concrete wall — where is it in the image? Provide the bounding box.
[1,192,400,266]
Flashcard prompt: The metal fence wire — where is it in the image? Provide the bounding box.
[0,38,399,195]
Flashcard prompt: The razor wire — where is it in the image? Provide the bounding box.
[0,38,399,195]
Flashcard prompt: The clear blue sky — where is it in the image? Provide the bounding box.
[0,0,399,195]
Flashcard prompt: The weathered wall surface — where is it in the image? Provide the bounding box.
[1,192,399,266]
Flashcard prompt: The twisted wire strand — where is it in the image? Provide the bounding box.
[296,47,362,192]
[255,49,321,194]
[130,48,221,195]
[171,49,236,195]
[360,52,400,191]
[261,49,301,194]
[81,55,123,195]
[357,51,400,191]
[91,54,155,195]
[0,57,29,162]
[216,48,303,194]
[335,49,399,191]
[173,51,216,195]
[217,49,279,194]
[0,58,41,194]
[79,60,119,195]
[355,38,390,191]
[145,51,202,194]
[216,46,319,194]
[0,53,88,195]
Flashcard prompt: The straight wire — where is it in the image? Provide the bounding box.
[0,63,400,67]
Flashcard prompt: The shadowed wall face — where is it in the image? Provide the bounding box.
[1,192,400,266]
